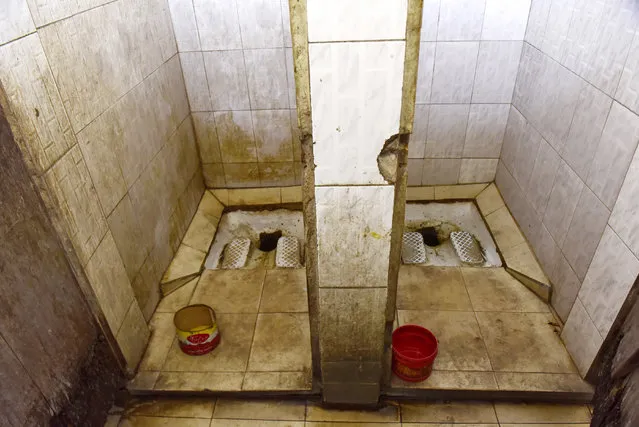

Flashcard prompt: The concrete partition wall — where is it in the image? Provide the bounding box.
[288,0,420,404]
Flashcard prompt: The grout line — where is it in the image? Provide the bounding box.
[33,0,120,32]
[242,270,268,386]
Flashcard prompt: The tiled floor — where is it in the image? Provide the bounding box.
[393,265,592,394]
[108,397,592,426]
[131,268,313,392]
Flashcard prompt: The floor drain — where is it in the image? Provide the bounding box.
[221,238,251,269]
[418,226,440,247]
[259,230,282,252]
[402,232,426,264]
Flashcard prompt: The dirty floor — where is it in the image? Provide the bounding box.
[131,268,312,392]
[107,398,592,426]
[393,265,591,394]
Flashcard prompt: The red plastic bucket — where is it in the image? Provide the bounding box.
[392,324,438,382]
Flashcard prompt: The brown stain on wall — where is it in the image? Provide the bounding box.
[0,101,122,425]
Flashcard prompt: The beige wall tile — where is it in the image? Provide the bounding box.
[422,159,461,185]
[289,109,302,161]
[203,164,226,188]
[224,163,261,188]
[0,34,75,172]
[430,42,479,103]
[415,42,435,104]
[193,0,242,50]
[425,104,470,158]
[550,255,581,322]
[543,161,584,246]
[587,102,639,209]
[132,249,164,321]
[319,288,387,362]
[253,110,294,162]
[237,0,284,49]
[407,159,424,186]
[409,104,429,158]
[502,242,547,284]
[473,41,522,103]
[562,186,610,280]
[25,0,114,27]
[284,48,296,109]
[281,186,303,203]
[227,188,281,205]
[107,195,150,281]
[156,277,198,313]
[259,162,297,187]
[244,48,289,109]
[45,146,108,265]
[463,104,510,158]
[459,159,498,183]
[199,191,225,219]
[406,186,435,201]
[167,0,201,52]
[610,146,639,259]
[116,300,150,369]
[578,226,639,337]
[210,189,229,205]
[316,186,393,288]
[203,51,250,110]
[0,0,35,45]
[214,111,257,163]
[561,84,612,181]
[180,52,212,111]
[192,112,222,163]
[161,244,205,283]
[38,0,174,131]
[531,222,561,280]
[434,183,488,199]
[476,183,504,216]
[182,211,218,252]
[85,232,136,335]
[561,298,604,376]
[524,138,561,216]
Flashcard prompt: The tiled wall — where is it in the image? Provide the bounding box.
[407,0,531,186]
[497,0,639,376]
[0,0,203,368]
[307,0,407,401]
[168,0,300,188]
